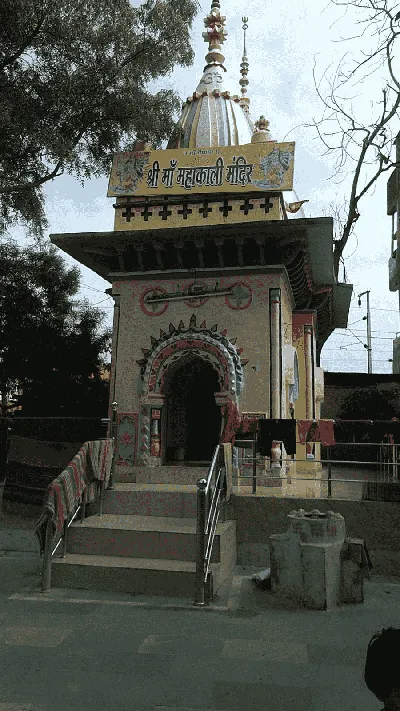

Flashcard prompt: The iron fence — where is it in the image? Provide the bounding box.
[234,439,400,501]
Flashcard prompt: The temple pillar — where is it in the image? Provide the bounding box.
[304,325,314,459]
[269,288,283,476]
[270,288,281,419]
[108,292,120,417]
[141,394,165,466]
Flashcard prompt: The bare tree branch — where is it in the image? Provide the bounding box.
[310,0,400,277]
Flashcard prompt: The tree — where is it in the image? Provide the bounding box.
[0,0,198,236]
[308,0,400,279]
[0,241,111,416]
[339,386,400,419]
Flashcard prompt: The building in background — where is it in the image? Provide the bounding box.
[51,0,352,495]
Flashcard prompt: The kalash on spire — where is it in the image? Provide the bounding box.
[106,0,299,219]
[168,0,255,148]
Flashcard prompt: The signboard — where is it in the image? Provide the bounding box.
[107,142,295,197]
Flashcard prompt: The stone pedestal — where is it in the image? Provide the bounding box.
[269,508,348,610]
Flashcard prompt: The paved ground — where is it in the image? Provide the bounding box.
[1,477,399,711]
[0,547,399,711]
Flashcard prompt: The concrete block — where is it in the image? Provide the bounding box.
[268,508,368,610]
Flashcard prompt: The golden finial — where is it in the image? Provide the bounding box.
[239,17,250,112]
[251,115,273,143]
[202,0,227,70]
[255,116,269,131]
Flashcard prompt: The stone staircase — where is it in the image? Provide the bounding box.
[51,466,237,598]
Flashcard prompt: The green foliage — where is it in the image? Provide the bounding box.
[339,387,400,421]
[0,241,111,415]
[0,0,199,235]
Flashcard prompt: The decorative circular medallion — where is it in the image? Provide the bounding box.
[140,288,168,317]
[225,282,252,310]
[184,281,209,308]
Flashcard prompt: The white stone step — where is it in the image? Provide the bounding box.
[114,466,209,485]
[51,553,222,597]
[66,514,235,564]
[103,483,198,518]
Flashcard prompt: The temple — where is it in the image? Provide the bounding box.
[51,0,353,496]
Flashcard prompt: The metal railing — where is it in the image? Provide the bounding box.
[236,434,258,494]
[193,444,226,607]
[233,441,400,501]
[42,484,94,592]
[41,407,118,592]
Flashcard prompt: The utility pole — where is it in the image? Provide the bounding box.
[358,290,372,373]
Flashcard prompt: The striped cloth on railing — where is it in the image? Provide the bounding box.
[34,439,113,554]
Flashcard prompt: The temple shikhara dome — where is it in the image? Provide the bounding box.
[168,0,254,148]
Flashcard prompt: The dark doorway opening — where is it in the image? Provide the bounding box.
[163,357,221,464]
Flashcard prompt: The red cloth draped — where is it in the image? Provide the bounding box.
[220,401,241,445]
[297,420,335,446]
[239,415,259,434]
[35,439,114,554]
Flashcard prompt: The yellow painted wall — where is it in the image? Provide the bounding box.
[281,287,294,419]
[114,195,281,231]
[111,271,293,418]
[291,312,322,482]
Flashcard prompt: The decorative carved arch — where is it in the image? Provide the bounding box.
[137,314,247,398]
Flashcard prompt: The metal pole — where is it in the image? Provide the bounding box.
[99,480,104,517]
[327,446,332,498]
[366,290,372,374]
[80,490,86,522]
[358,291,372,373]
[61,519,68,558]
[252,431,257,494]
[108,401,118,491]
[41,517,53,592]
[194,478,207,607]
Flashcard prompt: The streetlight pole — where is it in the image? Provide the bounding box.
[358,290,372,373]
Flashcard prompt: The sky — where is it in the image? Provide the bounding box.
[9,0,400,373]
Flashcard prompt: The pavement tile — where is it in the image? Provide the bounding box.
[137,634,224,657]
[212,680,312,711]
[0,626,73,647]
[165,652,357,690]
[307,642,367,668]
[0,642,126,678]
[115,668,215,709]
[7,668,120,707]
[1,598,100,617]
[59,627,146,661]
[155,708,224,711]
[221,638,308,664]
[311,682,378,711]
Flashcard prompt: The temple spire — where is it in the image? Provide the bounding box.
[239,17,250,113]
[202,0,227,70]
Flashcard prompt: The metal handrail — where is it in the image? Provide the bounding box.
[193,444,225,607]
[41,476,109,592]
[41,416,118,593]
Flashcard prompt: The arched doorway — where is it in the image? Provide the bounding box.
[163,357,222,464]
